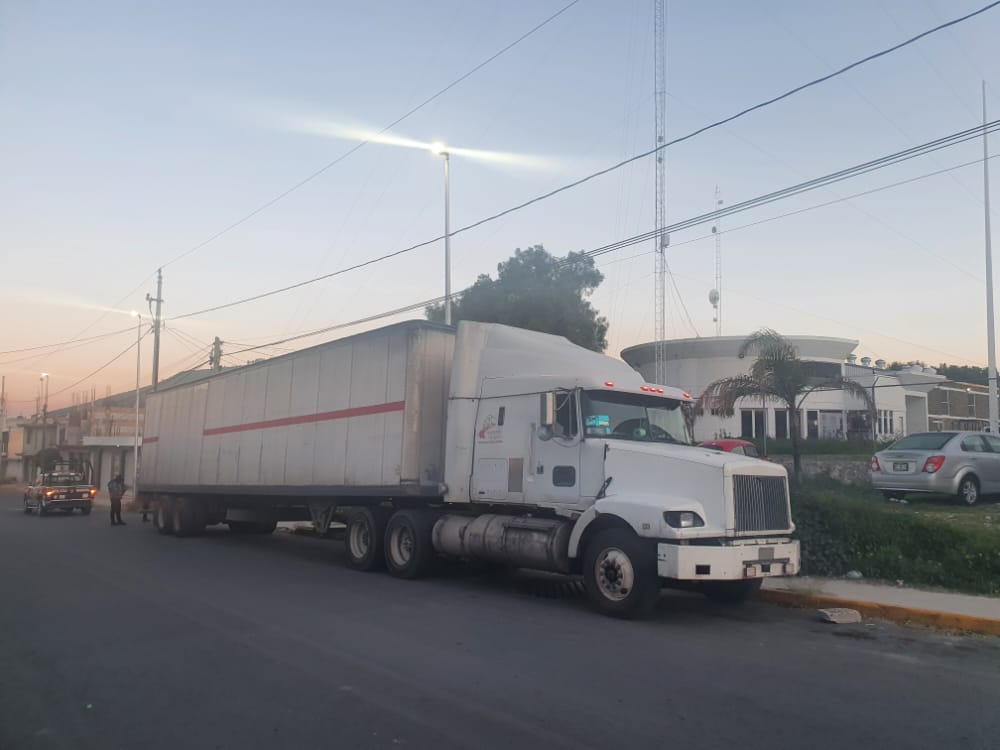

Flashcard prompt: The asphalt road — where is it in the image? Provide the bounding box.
[1,489,998,750]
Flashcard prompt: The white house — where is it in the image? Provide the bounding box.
[620,336,944,442]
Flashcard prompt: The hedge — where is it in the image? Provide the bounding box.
[791,480,1000,596]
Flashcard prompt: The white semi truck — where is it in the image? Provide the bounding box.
[140,320,799,618]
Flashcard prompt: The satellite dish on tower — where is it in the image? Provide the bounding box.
[708,289,720,306]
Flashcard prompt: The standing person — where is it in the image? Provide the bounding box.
[107,474,126,526]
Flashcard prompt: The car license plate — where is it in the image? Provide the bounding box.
[893,462,908,472]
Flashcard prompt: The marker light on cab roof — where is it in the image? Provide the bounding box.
[604,381,614,387]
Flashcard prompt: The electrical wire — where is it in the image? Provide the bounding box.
[0,326,136,358]
[48,328,151,398]
[160,0,581,269]
[171,118,999,322]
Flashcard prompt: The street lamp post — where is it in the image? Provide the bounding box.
[431,143,452,325]
[130,311,142,501]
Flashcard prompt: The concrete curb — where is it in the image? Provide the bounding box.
[759,589,1000,637]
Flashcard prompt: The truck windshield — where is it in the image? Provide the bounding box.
[581,390,690,444]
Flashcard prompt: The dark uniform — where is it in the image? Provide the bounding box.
[107,476,126,526]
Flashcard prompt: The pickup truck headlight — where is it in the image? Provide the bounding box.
[664,511,705,528]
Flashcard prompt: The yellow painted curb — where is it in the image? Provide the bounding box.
[759,589,1000,637]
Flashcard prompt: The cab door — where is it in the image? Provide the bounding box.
[524,390,583,508]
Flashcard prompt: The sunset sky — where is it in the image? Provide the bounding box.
[2,0,999,413]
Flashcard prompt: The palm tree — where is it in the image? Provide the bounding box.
[698,329,875,483]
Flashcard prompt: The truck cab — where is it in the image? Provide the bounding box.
[443,322,799,617]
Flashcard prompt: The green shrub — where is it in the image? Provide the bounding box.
[791,480,1000,596]
[758,438,893,457]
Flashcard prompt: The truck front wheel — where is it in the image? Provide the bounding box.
[345,508,387,571]
[582,528,660,619]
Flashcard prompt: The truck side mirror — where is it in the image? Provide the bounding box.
[541,392,555,427]
[536,425,553,442]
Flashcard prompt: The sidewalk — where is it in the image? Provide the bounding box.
[762,576,1000,636]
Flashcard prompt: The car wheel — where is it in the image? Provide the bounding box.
[881,491,905,501]
[23,500,31,514]
[81,503,92,516]
[583,528,660,619]
[958,475,980,506]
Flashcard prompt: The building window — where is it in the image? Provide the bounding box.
[876,409,895,436]
[740,410,754,438]
[774,409,788,440]
[807,410,819,440]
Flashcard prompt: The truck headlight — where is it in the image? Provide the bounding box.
[664,511,705,528]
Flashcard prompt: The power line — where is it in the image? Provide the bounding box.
[169,112,1000,322]
[160,0,581,270]
[0,326,135,362]
[596,151,1000,274]
[49,329,151,398]
[220,139,992,360]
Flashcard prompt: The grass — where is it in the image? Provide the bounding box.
[791,478,1000,597]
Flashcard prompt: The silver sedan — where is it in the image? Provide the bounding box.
[871,431,1000,505]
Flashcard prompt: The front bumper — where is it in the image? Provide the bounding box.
[657,539,800,581]
[870,470,959,494]
[40,498,93,511]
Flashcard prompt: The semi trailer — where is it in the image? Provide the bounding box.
[139,320,799,618]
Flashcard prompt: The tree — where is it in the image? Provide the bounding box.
[426,245,609,352]
[697,329,875,483]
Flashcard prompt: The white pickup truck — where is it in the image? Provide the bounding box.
[140,320,799,618]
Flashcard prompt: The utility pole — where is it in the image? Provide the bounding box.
[1,375,7,480]
[711,187,723,337]
[653,0,669,385]
[146,268,164,391]
[209,337,224,372]
[982,81,998,435]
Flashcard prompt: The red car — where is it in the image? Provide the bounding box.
[698,438,769,460]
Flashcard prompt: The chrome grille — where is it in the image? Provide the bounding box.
[732,475,790,533]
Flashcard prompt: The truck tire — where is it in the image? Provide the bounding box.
[155,498,174,535]
[227,521,255,534]
[582,528,660,619]
[384,510,437,579]
[252,521,277,535]
[345,508,387,571]
[701,578,763,604]
[82,502,92,516]
[172,498,193,537]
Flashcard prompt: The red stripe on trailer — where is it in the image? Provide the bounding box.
[144,437,159,443]
[202,401,406,437]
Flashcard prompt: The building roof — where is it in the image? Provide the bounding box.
[46,369,217,418]
[621,335,859,368]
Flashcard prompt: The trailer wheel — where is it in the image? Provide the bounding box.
[384,510,437,579]
[227,521,255,534]
[582,528,660,619]
[345,508,387,571]
[252,521,277,535]
[172,498,195,537]
[701,579,762,604]
[155,498,174,535]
